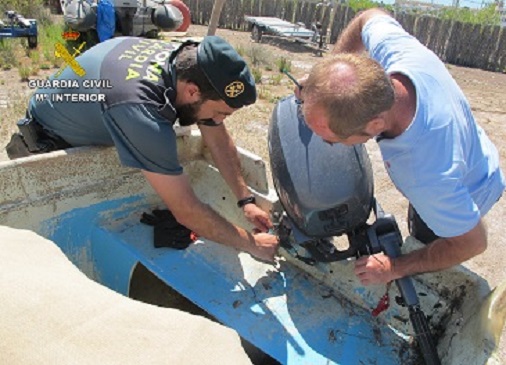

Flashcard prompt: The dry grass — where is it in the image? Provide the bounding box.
[0,90,29,159]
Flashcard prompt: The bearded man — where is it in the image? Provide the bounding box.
[7,36,278,261]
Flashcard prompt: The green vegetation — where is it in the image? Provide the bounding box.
[270,73,284,86]
[0,0,65,77]
[235,44,245,57]
[39,22,65,68]
[251,67,263,84]
[347,0,390,12]
[438,3,501,26]
[0,0,52,26]
[0,40,17,69]
[245,44,273,68]
[18,65,31,81]
[346,0,500,26]
[257,85,272,101]
[276,57,292,73]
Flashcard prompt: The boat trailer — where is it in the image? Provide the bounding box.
[244,15,327,56]
[0,10,38,49]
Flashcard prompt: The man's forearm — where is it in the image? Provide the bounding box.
[177,199,254,252]
[213,143,250,200]
[201,126,250,199]
[392,222,487,279]
[142,170,255,253]
[333,8,389,54]
[392,239,468,278]
[333,16,365,54]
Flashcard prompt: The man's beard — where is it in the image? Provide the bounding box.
[177,100,203,126]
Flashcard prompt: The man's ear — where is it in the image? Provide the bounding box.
[364,117,386,136]
[180,81,201,103]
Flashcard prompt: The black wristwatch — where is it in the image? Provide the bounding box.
[237,195,256,208]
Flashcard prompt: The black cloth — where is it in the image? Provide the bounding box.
[6,117,72,159]
[407,204,439,244]
[140,209,195,249]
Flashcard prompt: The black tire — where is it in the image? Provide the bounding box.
[251,25,262,43]
[28,36,37,49]
[144,29,159,39]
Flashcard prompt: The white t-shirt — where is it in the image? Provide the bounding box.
[362,15,505,237]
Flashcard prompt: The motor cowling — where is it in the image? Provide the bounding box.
[268,95,374,238]
[62,0,191,36]
[64,1,97,32]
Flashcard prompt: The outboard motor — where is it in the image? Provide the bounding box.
[268,95,441,365]
[150,1,190,31]
[269,95,377,261]
[115,0,191,36]
[269,95,373,239]
[63,0,98,32]
[112,0,137,36]
[63,0,190,39]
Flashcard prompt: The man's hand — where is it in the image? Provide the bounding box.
[143,170,278,262]
[354,253,397,285]
[249,232,279,262]
[354,220,488,285]
[242,204,272,232]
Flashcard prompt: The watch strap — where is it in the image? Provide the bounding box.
[237,195,256,208]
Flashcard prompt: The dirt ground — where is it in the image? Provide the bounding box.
[0,24,505,362]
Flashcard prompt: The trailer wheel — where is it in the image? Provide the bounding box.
[251,25,262,43]
[28,36,37,49]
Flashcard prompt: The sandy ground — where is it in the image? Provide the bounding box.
[0,24,504,362]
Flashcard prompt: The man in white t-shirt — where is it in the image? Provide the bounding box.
[298,8,505,285]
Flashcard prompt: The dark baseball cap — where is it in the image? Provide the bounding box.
[197,36,256,108]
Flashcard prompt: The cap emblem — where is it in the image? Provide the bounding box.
[224,81,245,98]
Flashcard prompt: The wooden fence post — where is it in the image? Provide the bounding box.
[207,0,227,35]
